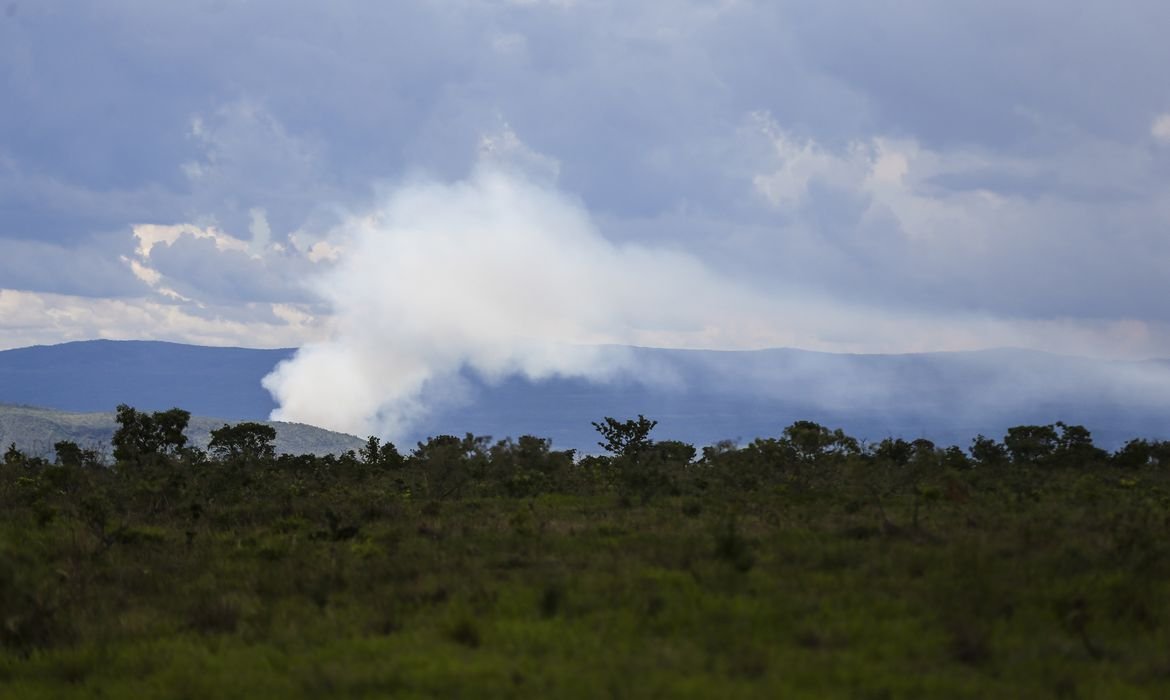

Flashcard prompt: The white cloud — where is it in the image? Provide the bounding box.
[132,222,251,258]
[0,289,324,351]
[124,257,163,287]
[478,122,561,183]
[750,114,876,210]
[742,110,1170,325]
[1152,113,1170,144]
[248,208,272,255]
[123,220,330,305]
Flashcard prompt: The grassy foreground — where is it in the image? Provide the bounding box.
[2,412,1170,697]
[2,475,1169,697]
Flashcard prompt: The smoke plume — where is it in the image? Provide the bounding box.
[262,164,761,439]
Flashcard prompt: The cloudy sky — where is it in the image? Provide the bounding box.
[4,0,1170,361]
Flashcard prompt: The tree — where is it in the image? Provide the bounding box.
[355,440,407,472]
[54,441,100,469]
[112,405,191,465]
[488,435,576,497]
[592,416,670,502]
[645,440,697,467]
[910,438,937,458]
[3,442,24,467]
[1052,422,1108,469]
[1112,439,1170,470]
[153,409,191,455]
[378,441,405,470]
[359,436,405,470]
[969,435,1008,467]
[781,421,859,463]
[1113,439,1152,469]
[208,422,277,463]
[409,434,490,499]
[1002,423,1107,468]
[940,445,972,471]
[1003,424,1059,465]
[592,415,657,458]
[698,439,772,491]
[360,436,381,466]
[873,438,914,466]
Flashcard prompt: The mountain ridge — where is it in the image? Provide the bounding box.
[3,340,1170,452]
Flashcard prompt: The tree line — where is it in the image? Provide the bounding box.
[3,405,1168,510]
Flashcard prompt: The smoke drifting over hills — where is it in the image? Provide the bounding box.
[261,153,1170,442]
[262,165,764,439]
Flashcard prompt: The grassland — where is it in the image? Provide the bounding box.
[1,417,1169,698]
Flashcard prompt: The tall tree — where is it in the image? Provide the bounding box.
[112,404,191,465]
[208,422,277,463]
[592,415,657,458]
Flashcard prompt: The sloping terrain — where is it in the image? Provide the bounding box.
[0,403,364,458]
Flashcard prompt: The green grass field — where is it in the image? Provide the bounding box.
[2,416,1169,697]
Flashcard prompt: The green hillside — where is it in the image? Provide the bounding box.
[0,404,364,458]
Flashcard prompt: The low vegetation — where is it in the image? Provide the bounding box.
[1,407,1169,697]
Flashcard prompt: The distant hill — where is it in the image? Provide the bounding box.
[0,340,292,418]
[425,346,1170,451]
[0,403,365,459]
[3,340,1170,452]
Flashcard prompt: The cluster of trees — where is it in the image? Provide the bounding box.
[3,406,1168,508]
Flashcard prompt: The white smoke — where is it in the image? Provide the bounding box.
[259,147,1170,443]
[262,163,763,439]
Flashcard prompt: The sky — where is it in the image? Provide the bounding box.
[3,0,1170,365]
